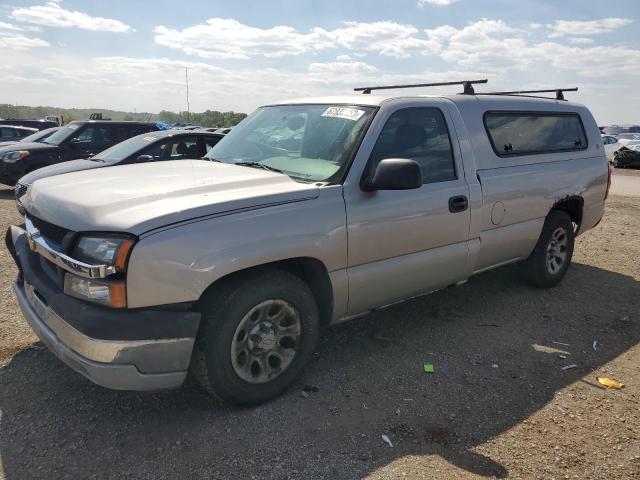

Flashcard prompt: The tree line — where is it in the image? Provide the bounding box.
[0,104,247,128]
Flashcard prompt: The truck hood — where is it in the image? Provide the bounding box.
[19,159,101,185]
[23,160,320,235]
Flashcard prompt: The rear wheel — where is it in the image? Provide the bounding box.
[520,210,575,288]
[190,269,320,406]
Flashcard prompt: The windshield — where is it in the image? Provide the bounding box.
[43,123,81,145]
[20,127,58,144]
[205,104,376,182]
[92,134,158,163]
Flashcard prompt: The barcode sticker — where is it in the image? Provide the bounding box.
[321,106,365,121]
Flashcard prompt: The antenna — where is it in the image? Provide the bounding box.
[478,87,578,101]
[185,67,191,122]
[354,79,488,95]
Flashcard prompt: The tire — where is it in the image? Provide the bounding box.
[520,210,575,288]
[190,268,320,406]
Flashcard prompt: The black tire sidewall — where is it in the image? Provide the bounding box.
[202,270,319,406]
[527,211,575,287]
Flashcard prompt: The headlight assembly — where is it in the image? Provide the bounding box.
[64,233,136,308]
[72,234,136,272]
[1,150,30,163]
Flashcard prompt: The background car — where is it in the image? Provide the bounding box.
[0,120,160,186]
[601,134,621,162]
[15,129,226,213]
[612,143,640,168]
[0,125,38,142]
[0,126,60,149]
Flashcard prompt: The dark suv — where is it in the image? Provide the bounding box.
[0,120,159,186]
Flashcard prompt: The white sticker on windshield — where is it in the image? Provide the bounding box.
[321,106,365,122]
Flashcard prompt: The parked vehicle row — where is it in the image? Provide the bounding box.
[0,120,160,186]
[5,82,610,405]
[601,132,640,167]
[15,128,225,213]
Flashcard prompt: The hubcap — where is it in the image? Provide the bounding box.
[230,299,301,384]
[546,227,568,275]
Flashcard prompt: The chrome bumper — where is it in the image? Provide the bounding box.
[14,280,193,391]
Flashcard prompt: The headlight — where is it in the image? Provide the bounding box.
[72,234,136,272]
[1,150,30,163]
[65,234,136,308]
[64,275,127,308]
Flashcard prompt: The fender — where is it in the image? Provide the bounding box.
[126,186,347,308]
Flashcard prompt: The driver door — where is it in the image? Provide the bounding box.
[344,105,471,315]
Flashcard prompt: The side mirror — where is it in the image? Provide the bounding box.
[135,155,154,163]
[362,158,422,191]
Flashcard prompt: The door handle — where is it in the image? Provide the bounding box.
[449,195,468,213]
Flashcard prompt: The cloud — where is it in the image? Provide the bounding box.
[308,59,378,74]
[547,18,633,37]
[328,21,437,58]
[418,0,461,5]
[567,37,594,45]
[0,32,49,49]
[425,19,526,71]
[422,18,640,77]
[154,18,332,59]
[154,18,437,59]
[0,21,25,31]
[10,2,131,32]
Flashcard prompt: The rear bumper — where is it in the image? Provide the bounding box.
[7,225,200,391]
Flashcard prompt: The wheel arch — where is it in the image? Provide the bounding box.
[197,257,334,327]
[551,195,584,232]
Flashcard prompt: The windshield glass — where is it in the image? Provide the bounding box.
[43,123,81,145]
[20,127,58,144]
[205,104,376,182]
[92,134,158,163]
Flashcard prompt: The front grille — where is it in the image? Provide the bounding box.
[29,215,70,246]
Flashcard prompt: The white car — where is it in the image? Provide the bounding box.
[601,135,621,161]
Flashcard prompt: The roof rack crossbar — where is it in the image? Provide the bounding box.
[354,79,488,95]
[477,87,578,101]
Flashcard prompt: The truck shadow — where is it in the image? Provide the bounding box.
[0,263,637,479]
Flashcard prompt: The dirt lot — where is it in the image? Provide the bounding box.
[0,172,638,479]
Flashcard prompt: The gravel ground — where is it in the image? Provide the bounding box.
[0,172,638,479]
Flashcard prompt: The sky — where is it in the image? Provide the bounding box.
[0,0,639,124]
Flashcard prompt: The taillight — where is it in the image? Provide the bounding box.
[605,163,613,200]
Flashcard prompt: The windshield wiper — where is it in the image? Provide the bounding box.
[234,161,285,174]
[89,157,105,162]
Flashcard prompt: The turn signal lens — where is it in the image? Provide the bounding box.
[64,275,127,308]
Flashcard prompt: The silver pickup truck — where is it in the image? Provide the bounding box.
[7,84,611,405]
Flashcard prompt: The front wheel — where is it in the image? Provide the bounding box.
[190,269,320,406]
[520,210,575,288]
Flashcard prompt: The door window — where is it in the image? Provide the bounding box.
[139,136,200,161]
[0,128,17,139]
[205,136,223,154]
[69,126,112,152]
[369,108,456,184]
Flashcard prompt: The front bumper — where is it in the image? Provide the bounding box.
[7,225,201,391]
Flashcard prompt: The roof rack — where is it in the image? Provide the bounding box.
[477,87,578,101]
[354,79,488,95]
